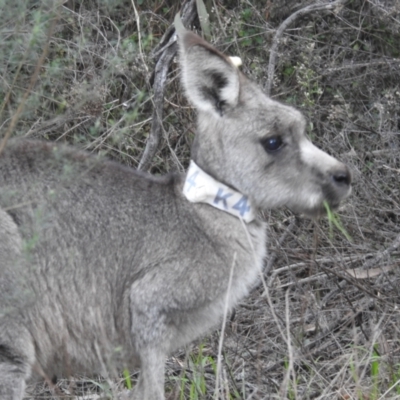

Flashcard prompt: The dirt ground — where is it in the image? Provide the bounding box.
[1,0,399,399]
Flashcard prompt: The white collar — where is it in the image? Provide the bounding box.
[183,160,255,223]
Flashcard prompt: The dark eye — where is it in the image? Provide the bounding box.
[260,136,284,153]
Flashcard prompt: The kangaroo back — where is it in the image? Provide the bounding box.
[0,21,351,400]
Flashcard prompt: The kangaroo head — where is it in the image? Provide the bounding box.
[176,22,351,217]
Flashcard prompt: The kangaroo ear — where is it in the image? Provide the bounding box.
[174,13,186,38]
[176,28,240,117]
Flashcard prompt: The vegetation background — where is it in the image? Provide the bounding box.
[1,0,399,398]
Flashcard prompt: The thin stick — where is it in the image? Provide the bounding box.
[361,232,400,270]
[266,0,348,96]
[138,0,198,171]
[0,9,60,153]
[378,378,400,400]
[130,0,149,76]
[264,217,296,275]
[279,289,297,399]
[214,252,236,399]
[239,218,289,346]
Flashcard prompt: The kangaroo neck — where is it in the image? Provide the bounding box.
[183,160,255,223]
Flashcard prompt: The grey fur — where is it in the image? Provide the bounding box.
[0,26,351,400]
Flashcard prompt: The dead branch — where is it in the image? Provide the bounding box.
[361,232,400,270]
[264,217,296,276]
[138,0,198,171]
[266,0,348,96]
[0,11,59,154]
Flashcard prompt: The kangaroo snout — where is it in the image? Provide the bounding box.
[332,164,352,188]
[322,163,352,211]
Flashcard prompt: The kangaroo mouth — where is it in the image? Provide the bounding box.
[316,182,351,216]
[290,194,347,219]
[308,197,349,219]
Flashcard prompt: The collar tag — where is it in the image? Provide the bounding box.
[183,160,255,223]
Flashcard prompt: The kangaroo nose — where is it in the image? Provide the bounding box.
[332,166,351,186]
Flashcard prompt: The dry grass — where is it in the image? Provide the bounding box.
[1,0,399,399]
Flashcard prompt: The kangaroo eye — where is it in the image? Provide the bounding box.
[261,136,284,153]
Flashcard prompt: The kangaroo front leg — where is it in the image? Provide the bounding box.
[133,347,165,400]
[0,322,34,400]
[130,285,168,400]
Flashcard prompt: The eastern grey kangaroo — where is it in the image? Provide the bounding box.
[0,17,351,400]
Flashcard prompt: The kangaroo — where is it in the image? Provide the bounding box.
[0,17,351,400]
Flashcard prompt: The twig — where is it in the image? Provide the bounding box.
[346,148,399,157]
[279,289,298,399]
[130,0,149,76]
[269,252,398,288]
[378,378,400,400]
[321,59,400,75]
[271,252,378,280]
[266,0,348,96]
[138,0,198,171]
[323,233,400,303]
[214,252,236,399]
[239,218,289,347]
[211,0,225,36]
[0,8,60,153]
[264,217,296,276]
[361,232,400,270]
